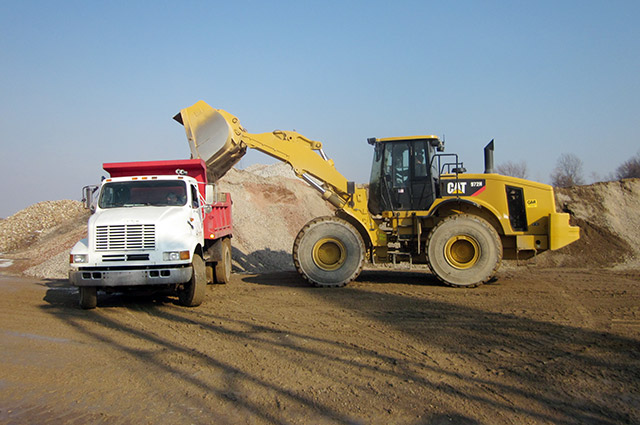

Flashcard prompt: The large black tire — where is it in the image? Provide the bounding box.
[293,216,365,287]
[178,253,206,306]
[427,214,502,288]
[79,286,97,310]
[214,238,232,284]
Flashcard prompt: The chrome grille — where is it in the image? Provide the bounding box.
[95,224,155,251]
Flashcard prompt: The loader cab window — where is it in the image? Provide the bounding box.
[390,142,410,187]
[368,139,438,214]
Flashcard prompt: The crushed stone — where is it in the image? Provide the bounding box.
[1,168,638,279]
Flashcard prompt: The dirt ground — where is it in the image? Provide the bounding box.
[1,266,638,425]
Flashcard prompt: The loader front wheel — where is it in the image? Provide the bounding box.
[427,214,502,287]
[178,253,206,306]
[293,217,365,287]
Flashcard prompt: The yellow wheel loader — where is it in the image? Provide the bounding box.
[174,101,579,287]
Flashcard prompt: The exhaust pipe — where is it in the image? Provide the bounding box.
[484,139,494,174]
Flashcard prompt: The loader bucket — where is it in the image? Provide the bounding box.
[174,101,247,182]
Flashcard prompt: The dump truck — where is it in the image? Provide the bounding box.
[69,159,232,309]
[174,100,580,288]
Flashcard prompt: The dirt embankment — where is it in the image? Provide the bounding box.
[0,164,333,279]
[543,178,640,269]
[0,169,638,279]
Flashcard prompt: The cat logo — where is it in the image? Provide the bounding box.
[442,179,486,196]
[447,182,467,194]
[526,199,538,208]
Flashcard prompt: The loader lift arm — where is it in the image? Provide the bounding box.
[174,100,379,246]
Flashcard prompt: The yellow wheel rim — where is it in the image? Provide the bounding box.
[312,238,346,271]
[444,235,480,269]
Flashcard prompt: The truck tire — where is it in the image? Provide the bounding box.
[178,253,206,307]
[79,286,97,310]
[214,238,232,284]
[293,216,365,287]
[427,214,502,288]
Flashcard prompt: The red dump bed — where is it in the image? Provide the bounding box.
[103,159,232,241]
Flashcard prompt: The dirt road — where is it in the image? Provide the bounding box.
[1,267,638,424]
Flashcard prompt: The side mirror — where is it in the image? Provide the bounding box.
[82,185,98,212]
[430,138,445,152]
[205,184,214,204]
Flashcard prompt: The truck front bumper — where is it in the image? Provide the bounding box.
[69,267,193,287]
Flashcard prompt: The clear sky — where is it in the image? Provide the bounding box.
[1,0,638,218]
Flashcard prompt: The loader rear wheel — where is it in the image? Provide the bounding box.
[214,238,232,284]
[79,286,97,310]
[427,214,502,288]
[293,216,365,287]
[178,253,206,307]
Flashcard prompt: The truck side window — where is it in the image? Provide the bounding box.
[191,185,200,209]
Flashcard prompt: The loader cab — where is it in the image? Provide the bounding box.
[368,136,444,214]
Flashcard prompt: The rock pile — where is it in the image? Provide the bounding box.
[0,167,638,280]
[217,165,333,272]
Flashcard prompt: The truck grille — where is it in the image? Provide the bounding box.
[95,224,155,251]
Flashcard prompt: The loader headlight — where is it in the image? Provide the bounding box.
[163,251,190,261]
[71,254,88,264]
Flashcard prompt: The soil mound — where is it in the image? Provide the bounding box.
[0,165,332,279]
[0,200,90,277]
[217,166,333,272]
[0,169,637,279]
[539,178,640,269]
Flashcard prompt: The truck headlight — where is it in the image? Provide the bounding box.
[163,251,190,261]
[71,254,88,264]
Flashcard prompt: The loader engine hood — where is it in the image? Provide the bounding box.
[174,100,247,182]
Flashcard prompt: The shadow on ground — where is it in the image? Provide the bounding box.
[40,273,639,424]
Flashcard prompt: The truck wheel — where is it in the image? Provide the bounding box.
[427,214,502,288]
[293,216,365,287]
[79,286,97,310]
[214,238,232,284]
[178,253,206,306]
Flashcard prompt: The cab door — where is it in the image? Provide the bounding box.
[189,184,204,242]
[380,140,436,212]
[409,140,437,211]
[386,141,412,210]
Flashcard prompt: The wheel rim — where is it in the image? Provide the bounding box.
[444,235,480,269]
[312,238,346,271]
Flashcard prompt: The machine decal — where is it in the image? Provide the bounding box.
[526,199,538,208]
[442,179,486,197]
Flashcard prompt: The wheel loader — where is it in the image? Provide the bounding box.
[174,101,579,287]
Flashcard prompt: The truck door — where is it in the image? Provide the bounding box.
[189,184,204,241]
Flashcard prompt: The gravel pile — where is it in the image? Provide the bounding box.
[0,164,332,279]
[2,167,637,280]
[243,162,297,179]
[0,200,87,253]
[217,166,333,272]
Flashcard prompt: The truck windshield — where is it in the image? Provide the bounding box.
[99,180,188,208]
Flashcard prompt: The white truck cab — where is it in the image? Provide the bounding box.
[70,159,232,309]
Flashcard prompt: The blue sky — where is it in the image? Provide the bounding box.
[1,0,638,218]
